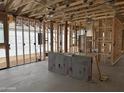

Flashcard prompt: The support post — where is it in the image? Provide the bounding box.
[57,23,59,52]
[60,24,62,53]
[22,18,25,64]
[4,13,10,68]
[29,19,31,62]
[34,20,37,61]
[14,15,18,65]
[43,21,45,59]
[39,21,42,61]
[50,21,53,52]
[64,21,68,52]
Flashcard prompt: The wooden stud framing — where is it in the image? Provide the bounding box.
[50,21,53,52]
[4,13,10,68]
[43,21,46,59]
[39,21,42,61]
[64,21,68,53]
[29,19,31,62]
[57,23,59,52]
[14,16,18,65]
[22,18,25,64]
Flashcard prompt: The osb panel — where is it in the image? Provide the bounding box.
[112,18,123,64]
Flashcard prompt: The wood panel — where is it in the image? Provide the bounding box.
[112,17,124,64]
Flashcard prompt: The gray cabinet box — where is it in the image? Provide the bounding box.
[71,55,92,80]
[48,52,92,81]
[54,53,65,74]
[48,52,56,72]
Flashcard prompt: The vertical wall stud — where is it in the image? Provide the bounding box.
[4,13,10,68]
[22,18,25,64]
[14,16,18,65]
[43,21,45,60]
[50,21,53,52]
[64,21,68,52]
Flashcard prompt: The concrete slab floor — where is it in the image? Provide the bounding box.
[0,56,124,92]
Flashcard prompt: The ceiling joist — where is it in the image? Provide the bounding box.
[1,0,124,22]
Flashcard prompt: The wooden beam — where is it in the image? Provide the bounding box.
[19,5,44,15]
[28,7,46,17]
[4,13,10,67]
[57,23,59,52]
[30,0,106,19]
[115,14,124,23]
[5,0,15,11]
[53,8,113,20]
[43,21,46,59]
[7,0,36,12]
[27,0,84,18]
[53,11,114,22]
[4,0,8,6]
[15,4,28,15]
[32,5,113,20]
[115,1,124,6]
[27,0,64,17]
[64,21,68,52]
[50,21,53,52]
[71,15,114,22]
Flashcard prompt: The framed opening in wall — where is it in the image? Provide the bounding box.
[0,22,4,43]
[23,18,30,64]
[9,18,17,67]
[0,20,7,69]
[30,20,37,62]
[16,17,24,65]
